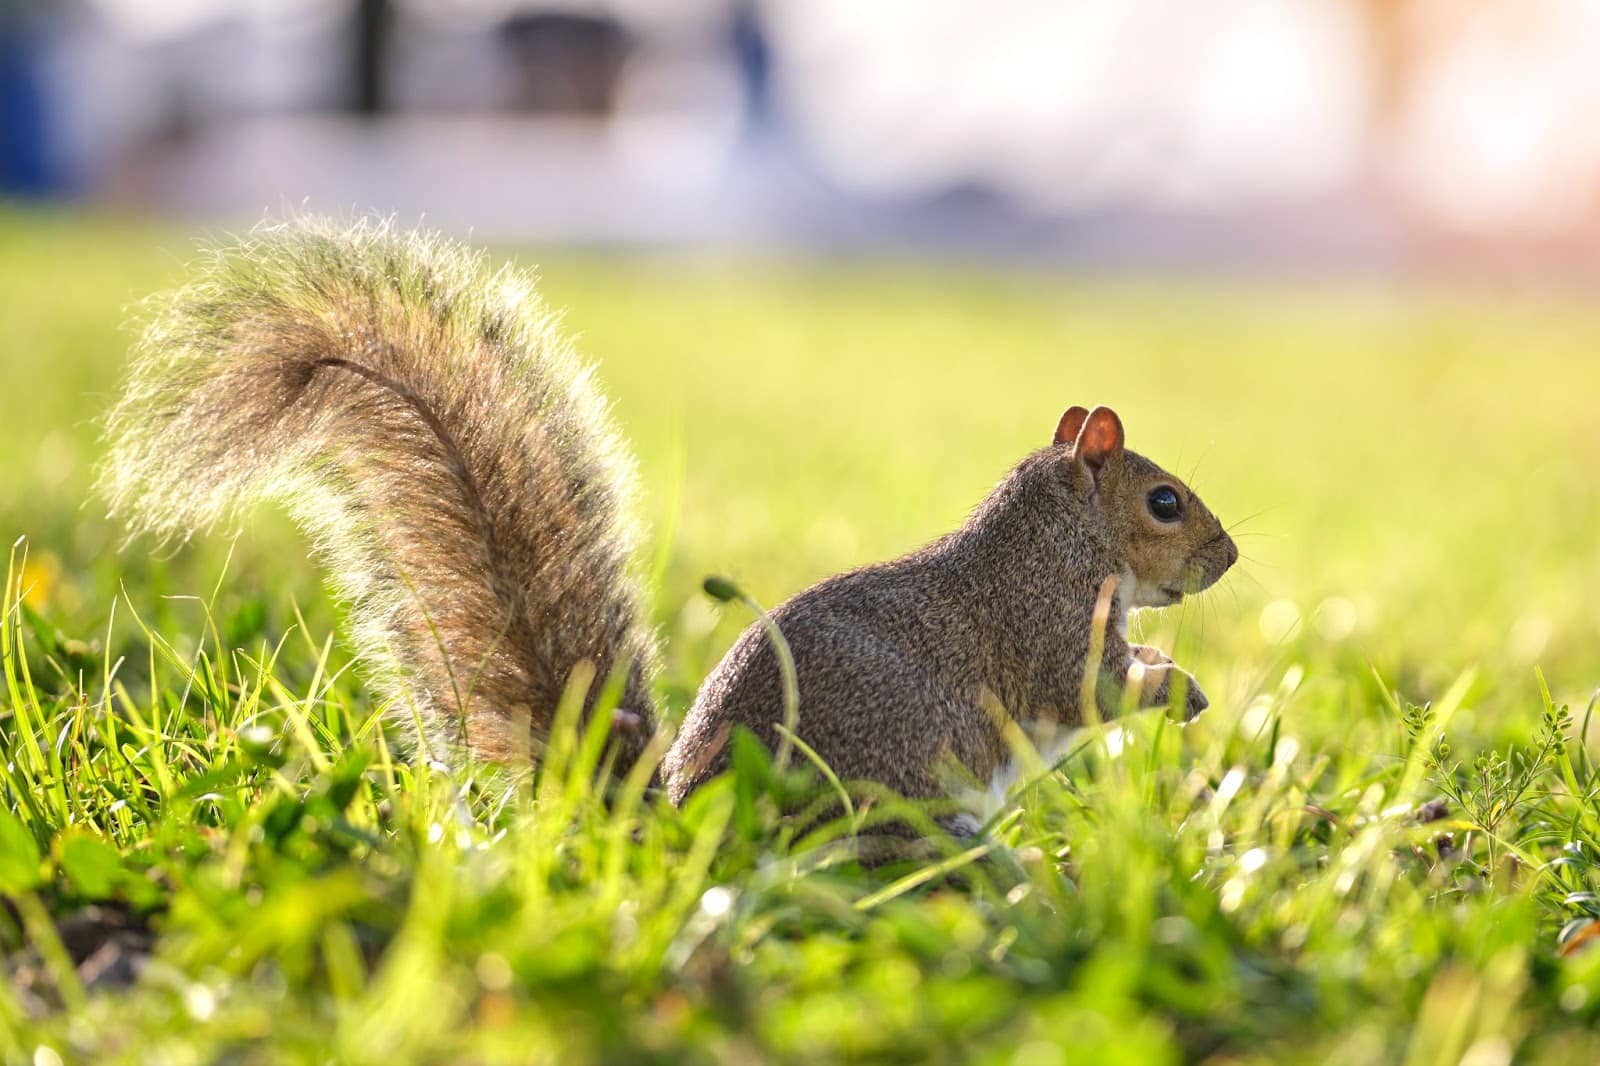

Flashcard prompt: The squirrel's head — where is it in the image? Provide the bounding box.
[1053,405,1237,609]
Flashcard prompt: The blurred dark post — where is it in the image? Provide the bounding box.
[351,0,392,117]
[0,1,63,196]
[731,1,771,127]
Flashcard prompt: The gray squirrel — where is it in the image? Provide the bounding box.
[101,218,1236,805]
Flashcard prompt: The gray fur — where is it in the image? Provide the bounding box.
[663,437,1237,803]
[100,216,659,767]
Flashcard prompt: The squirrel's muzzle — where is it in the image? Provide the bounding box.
[1186,534,1239,593]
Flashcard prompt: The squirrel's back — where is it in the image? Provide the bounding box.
[102,217,659,766]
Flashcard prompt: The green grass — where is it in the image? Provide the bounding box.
[3,207,1600,1064]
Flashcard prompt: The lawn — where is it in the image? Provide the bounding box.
[2,208,1600,1063]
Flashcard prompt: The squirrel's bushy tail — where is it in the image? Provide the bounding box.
[101,216,659,766]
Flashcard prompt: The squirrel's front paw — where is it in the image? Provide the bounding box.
[1137,662,1209,721]
[1175,673,1209,721]
[1129,643,1173,668]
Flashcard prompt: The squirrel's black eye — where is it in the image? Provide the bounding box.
[1147,486,1183,523]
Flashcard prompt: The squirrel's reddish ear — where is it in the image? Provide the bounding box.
[1054,406,1090,446]
[1073,406,1124,469]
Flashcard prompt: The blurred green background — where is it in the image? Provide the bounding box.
[9,5,1600,1061]
[4,208,1597,734]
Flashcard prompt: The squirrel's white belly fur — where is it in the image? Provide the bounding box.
[968,723,1091,827]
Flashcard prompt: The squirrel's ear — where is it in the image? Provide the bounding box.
[1073,406,1124,470]
[1054,406,1090,446]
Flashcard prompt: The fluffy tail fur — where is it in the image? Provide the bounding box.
[101,217,659,767]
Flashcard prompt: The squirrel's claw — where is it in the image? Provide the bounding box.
[1134,660,1209,721]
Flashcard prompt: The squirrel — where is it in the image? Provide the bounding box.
[100,217,1237,809]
